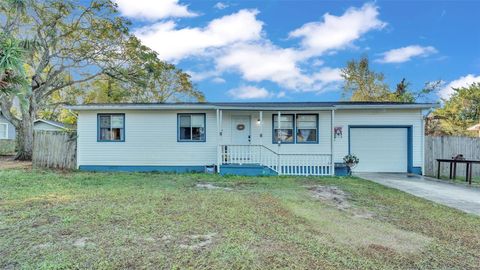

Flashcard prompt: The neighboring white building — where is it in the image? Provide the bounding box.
[68,102,438,176]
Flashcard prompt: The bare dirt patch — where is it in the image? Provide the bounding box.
[0,155,31,170]
[179,233,217,250]
[308,186,350,210]
[34,243,53,249]
[196,183,232,191]
[308,185,376,219]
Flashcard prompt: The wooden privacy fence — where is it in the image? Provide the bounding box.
[33,131,77,169]
[424,136,480,177]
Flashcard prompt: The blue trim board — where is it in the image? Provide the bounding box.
[220,164,277,176]
[79,165,206,173]
[97,113,125,142]
[177,113,207,142]
[348,125,415,174]
[411,167,422,175]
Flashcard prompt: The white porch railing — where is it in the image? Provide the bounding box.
[220,145,332,176]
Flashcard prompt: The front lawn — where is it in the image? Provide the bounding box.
[1,169,479,269]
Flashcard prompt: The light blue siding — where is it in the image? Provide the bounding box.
[0,114,16,140]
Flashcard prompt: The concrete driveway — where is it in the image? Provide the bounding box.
[355,173,480,216]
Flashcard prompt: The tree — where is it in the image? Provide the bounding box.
[104,37,205,103]
[36,84,83,125]
[83,75,130,104]
[392,78,415,103]
[0,0,133,159]
[0,35,27,94]
[430,83,480,136]
[341,56,391,101]
[340,56,439,103]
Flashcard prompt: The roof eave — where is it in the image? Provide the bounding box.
[333,103,440,110]
[34,119,67,129]
[66,103,440,111]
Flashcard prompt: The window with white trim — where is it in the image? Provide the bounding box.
[0,123,7,139]
[296,114,318,143]
[98,114,125,142]
[273,114,294,143]
[178,114,206,142]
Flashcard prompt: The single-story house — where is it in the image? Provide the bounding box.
[0,113,68,141]
[68,102,439,176]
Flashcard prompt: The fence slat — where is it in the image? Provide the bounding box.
[425,136,480,177]
[33,131,77,170]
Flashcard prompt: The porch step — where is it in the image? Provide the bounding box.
[220,164,277,176]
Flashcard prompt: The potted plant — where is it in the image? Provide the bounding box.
[343,154,359,175]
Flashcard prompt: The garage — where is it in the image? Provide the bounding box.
[350,127,410,173]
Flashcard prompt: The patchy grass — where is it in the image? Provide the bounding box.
[0,170,479,269]
[433,174,480,187]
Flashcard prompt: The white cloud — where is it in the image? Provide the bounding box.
[131,3,383,94]
[216,42,309,89]
[135,9,263,61]
[186,70,219,82]
[377,45,437,63]
[311,59,325,67]
[214,2,229,10]
[289,3,386,55]
[216,43,343,92]
[114,0,197,20]
[439,74,480,99]
[227,86,273,99]
[312,67,342,83]
[212,77,226,83]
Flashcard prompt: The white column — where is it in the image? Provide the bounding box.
[331,109,335,176]
[277,111,281,173]
[259,111,263,145]
[219,109,223,138]
[216,109,221,173]
[277,111,281,142]
[421,115,425,175]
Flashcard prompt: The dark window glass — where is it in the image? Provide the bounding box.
[98,114,124,141]
[178,114,205,142]
[273,115,294,143]
[296,115,317,143]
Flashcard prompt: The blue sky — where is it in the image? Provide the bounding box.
[114,0,480,102]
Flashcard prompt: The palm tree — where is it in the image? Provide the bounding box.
[0,35,27,94]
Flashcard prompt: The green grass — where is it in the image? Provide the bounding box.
[433,174,480,187]
[1,169,479,269]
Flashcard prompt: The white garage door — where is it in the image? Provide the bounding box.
[350,128,408,172]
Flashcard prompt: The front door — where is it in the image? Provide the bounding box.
[232,116,251,145]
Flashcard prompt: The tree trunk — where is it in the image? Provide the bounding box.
[15,103,35,161]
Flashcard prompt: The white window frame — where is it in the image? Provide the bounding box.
[0,123,8,139]
[178,113,206,142]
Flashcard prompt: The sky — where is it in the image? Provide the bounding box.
[113,0,480,102]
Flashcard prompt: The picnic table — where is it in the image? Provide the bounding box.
[436,158,480,185]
